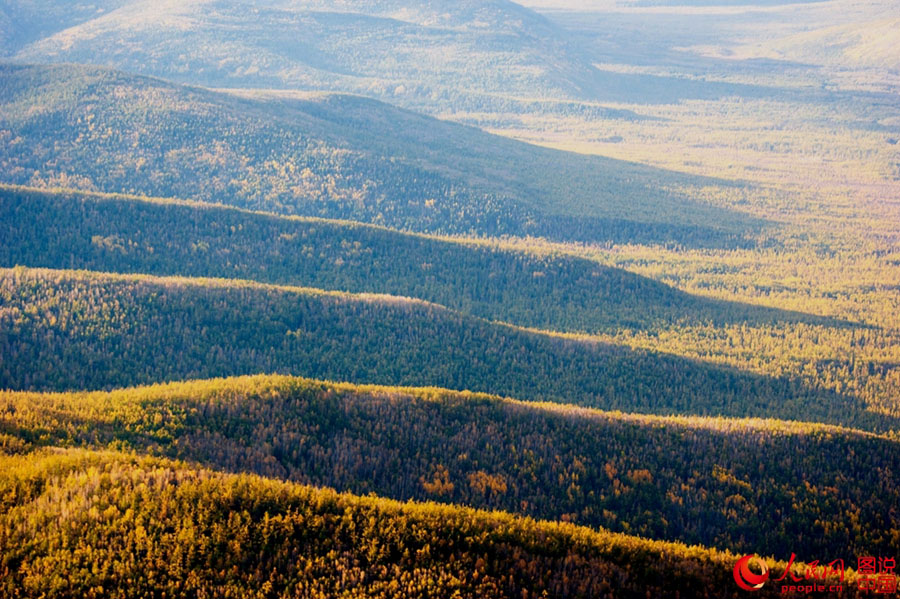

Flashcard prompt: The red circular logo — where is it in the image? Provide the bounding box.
[734,555,770,591]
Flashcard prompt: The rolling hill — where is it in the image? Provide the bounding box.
[2,0,814,109]
[0,63,762,247]
[0,185,828,333]
[734,17,900,72]
[0,0,134,54]
[2,448,846,599]
[0,266,888,431]
[3,375,898,558]
[5,0,600,103]
[0,0,894,596]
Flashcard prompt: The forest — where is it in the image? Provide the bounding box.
[1,0,898,595]
[0,185,830,333]
[4,185,899,431]
[0,63,757,248]
[2,449,856,599]
[2,374,899,559]
[3,266,892,433]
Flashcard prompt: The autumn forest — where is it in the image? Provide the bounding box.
[1,0,899,597]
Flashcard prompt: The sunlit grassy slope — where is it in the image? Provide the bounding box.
[3,374,899,558]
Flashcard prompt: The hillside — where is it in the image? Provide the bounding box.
[0,0,895,595]
[0,62,761,248]
[734,17,900,72]
[3,375,898,558]
[0,0,134,53]
[0,185,828,333]
[0,266,889,431]
[2,0,818,110]
[1,449,848,599]
[5,0,601,102]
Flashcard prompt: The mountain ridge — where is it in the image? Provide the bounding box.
[4,374,899,557]
[2,265,889,432]
[0,62,763,247]
[0,184,833,333]
[3,447,849,598]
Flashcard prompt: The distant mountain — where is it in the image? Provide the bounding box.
[626,0,828,6]
[734,17,900,72]
[3,0,796,109]
[0,0,134,53]
[5,0,605,104]
[0,63,762,247]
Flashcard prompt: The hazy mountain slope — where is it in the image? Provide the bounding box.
[9,0,603,101]
[0,63,759,247]
[0,185,828,332]
[735,17,900,71]
[4,0,802,108]
[0,267,887,431]
[2,449,835,599]
[0,0,136,54]
[4,375,898,557]
[626,0,829,6]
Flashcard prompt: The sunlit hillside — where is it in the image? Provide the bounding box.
[2,448,857,598]
[3,374,898,558]
[1,0,897,596]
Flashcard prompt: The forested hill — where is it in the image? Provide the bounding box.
[2,0,599,104]
[0,62,761,248]
[2,449,852,599]
[0,266,889,431]
[4,375,898,559]
[0,185,829,333]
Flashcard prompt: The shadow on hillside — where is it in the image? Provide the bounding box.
[526,333,897,433]
[584,57,896,112]
[0,185,860,336]
[0,266,890,433]
[206,77,771,250]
